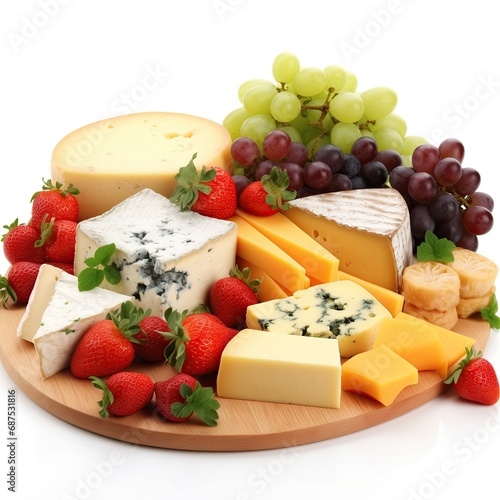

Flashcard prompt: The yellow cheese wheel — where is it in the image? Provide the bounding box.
[51,112,233,220]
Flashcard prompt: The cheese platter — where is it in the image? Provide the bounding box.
[1,51,498,455]
[0,305,490,451]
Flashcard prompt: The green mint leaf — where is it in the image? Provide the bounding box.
[94,243,117,266]
[84,256,100,268]
[78,267,104,291]
[78,243,121,291]
[104,264,121,286]
[481,294,500,329]
[417,230,455,263]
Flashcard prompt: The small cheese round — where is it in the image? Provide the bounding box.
[51,112,233,220]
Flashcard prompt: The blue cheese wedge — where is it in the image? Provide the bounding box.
[245,280,391,358]
[74,188,237,316]
[17,264,131,378]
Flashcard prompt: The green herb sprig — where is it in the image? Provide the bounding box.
[78,243,121,291]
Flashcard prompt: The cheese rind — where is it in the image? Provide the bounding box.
[283,189,413,292]
[16,264,131,378]
[245,280,391,358]
[74,189,237,316]
[51,112,233,220]
[217,329,341,408]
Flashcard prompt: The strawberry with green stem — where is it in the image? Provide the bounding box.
[209,265,260,327]
[35,215,77,264]
[70,301,150,379]
[238,165,296,216]
[90,372,154,418]
[0,261,42,307]
[162,308,238,376]
[444,346,499,405]
[30,178,80,229]
[2,219,46,264]
[154,373,220,426]
[170,153,237,220]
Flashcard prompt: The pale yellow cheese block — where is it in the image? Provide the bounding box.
[51,112,233,220]
[217,329,341,409]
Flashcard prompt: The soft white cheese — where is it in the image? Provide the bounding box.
[17,264,131,378]
[74,188,237,316]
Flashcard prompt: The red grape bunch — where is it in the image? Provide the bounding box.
[230,131,403,198]
[389,138,494,251]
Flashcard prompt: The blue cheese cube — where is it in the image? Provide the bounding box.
[74,189,237,316]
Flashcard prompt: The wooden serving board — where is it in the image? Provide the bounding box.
[0,306,490,451]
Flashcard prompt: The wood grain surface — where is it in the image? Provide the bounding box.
[0,306,491,451]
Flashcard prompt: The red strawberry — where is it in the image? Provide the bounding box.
[2,219,45,264]
[38,218,77,264]
[70,301,148,379]
[170,153,237,220]
[209,265,260,327]
[30,178,79,229]
[444,346,500,405]
[90,372,154,418]
[133,315,171,362]
[238,165,296,216]
[163,309,238,376]
[154,373,220,426]
[0,261,42,306]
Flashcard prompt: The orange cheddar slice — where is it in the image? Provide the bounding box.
[395,312,476,372]
[373,317,447,379]
[341,345,419,406]
[236,257,290,302]
[236,209,339,282]
[229,215,308,292]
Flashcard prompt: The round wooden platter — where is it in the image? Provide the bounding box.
[0,306,490,452]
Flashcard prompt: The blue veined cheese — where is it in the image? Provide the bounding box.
[245,280,391,358]
[17,264,131,378]
[74,188,237,316]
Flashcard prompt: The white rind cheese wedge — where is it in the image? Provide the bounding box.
[74,188,237,317]
[217,329,341,409]
[51,112,233,220]
[17,264,131,379]
[283,189,413,292]
[246,280,391,358]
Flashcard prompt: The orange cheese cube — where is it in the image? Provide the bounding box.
[341,345,419,406]
[395,312,476,371]
[229,215,308,292]
[236,209,339,283]
[373,317,447,378]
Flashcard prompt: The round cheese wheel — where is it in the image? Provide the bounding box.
[51,112,233,221]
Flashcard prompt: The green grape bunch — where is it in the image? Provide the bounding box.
[223,51,425,162]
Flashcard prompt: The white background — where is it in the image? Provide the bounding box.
[1,1,499,499]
